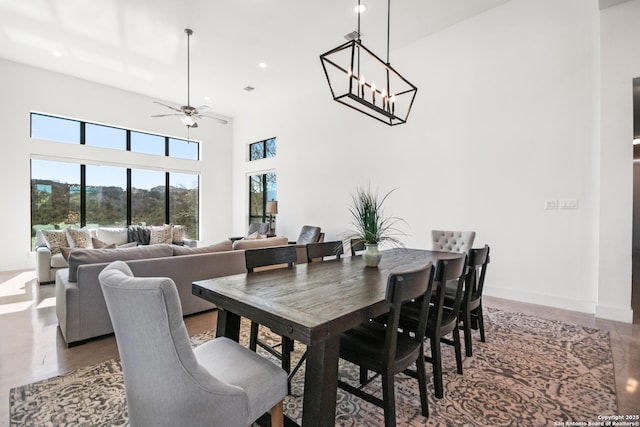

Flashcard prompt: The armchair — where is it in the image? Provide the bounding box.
[98,261,287,427]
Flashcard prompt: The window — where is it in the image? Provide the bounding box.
[249,172,276,225]
[249,137,276,161]
[170,138,199,160]
[131,169,166,226]
[85,165,127,228]
[131,131,165,156]
[30,113,202,248]
[31,114,80,144]
[30,113,198,159]
[31,161,201,248]
[170,173,199,239]
[85,123,127,150]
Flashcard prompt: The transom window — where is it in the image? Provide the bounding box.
[30,113,198,160]
[249,137,276,161]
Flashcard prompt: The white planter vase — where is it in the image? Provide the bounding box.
[363,243,382,267]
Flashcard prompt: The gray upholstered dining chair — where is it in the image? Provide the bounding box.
[98,261,287,427]
[247,222,270,236]
[431,230,476,254]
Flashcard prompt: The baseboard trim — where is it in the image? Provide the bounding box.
[595,304,634,323]
[484,286,596,315]
[484,286,635,324]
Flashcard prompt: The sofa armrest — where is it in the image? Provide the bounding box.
[36,246,53,284]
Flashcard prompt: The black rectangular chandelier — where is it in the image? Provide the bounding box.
[319,0,417,126]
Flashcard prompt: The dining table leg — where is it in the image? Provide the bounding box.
[215,308,241,341]
[302,335,340,426]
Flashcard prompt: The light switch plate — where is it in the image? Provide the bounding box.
[559,199,579,209]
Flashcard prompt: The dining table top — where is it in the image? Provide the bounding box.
[192,247,464,346]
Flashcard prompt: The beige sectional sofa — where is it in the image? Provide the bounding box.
[55,236,291,346]
[36,226,197,284]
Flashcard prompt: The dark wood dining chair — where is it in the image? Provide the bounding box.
[350,239,366,256]
[338,262,435,426]
[402,256,467,399]
[306,240,344,262]
[244,245,297,392]
[445,245,490,357]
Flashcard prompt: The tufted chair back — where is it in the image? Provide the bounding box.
[431,230,476,254]
[247,222,270,235]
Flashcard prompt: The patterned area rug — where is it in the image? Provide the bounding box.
[9,308,617,426]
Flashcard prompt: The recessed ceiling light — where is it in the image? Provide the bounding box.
[204,96,211,101]
[259,62,267,68]
[51,51,61,57]
[354,4,366,13]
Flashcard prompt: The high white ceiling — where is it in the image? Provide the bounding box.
[0,0,512,118]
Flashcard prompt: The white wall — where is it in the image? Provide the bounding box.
[598,0,640,321]
[233,0,634,321]
[0,58,234,271]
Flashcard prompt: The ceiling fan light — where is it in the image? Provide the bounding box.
[181,115,197,127]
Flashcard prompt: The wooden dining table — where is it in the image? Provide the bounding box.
[192,247,463,427]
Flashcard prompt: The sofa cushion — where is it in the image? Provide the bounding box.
[172,240,232,256]
[96,228,129,246]
[149,224,173,245]
[40,230,70,255]
[51,252,69,268]
[232,236,289,250]
[65,227,93,249]
[67,244,173,282]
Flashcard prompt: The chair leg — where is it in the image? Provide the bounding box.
[452,325,463,375]
[477,303,486,343]
[381,374,396,427]
[416,352,429,417]
[463,309,473,357]
[429,335,444,399]
[270,400,284,427]
[281,336,293,394]
[359,367,368,385]
[249,322,259,352]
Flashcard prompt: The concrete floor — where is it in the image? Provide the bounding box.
[0,269,638,426]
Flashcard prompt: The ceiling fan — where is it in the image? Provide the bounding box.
[152,28,228,127]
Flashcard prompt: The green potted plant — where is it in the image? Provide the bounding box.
[347,185,406,267]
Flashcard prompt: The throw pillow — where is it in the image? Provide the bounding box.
[127,225,150,245]
[91,237,110,249]
[150,225,173,245]
[95,227,128,246]
[40,230,70,255]
[60,247,73,261]
[171,224,186,243]
[65,227,93,249]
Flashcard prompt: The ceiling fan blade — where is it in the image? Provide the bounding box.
[199,114,228,125]
[152,114,183,118]
[195,105,211,113]
[152,101,182,113]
